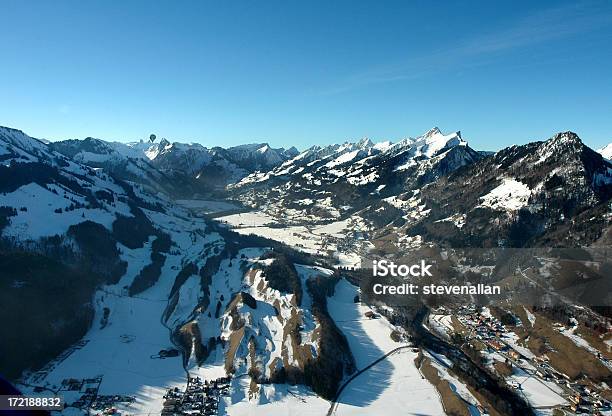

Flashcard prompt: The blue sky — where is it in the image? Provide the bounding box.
[1,0,611,151]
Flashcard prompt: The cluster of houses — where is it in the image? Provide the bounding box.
[566,383,611,414]
[455,307,612,415]
[162,376,231,415]
[55,376,137,414]
[59,376,104,409]
[457,308,510,347]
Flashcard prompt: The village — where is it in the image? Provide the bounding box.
[60,375,137,414]
[452,306,612,415]
[161,375,231,416]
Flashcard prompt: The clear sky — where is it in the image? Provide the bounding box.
[1,0,611,151]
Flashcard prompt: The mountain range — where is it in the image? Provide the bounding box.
[1,124,611,416]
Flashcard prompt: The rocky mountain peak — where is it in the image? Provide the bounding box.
[423,126,442,138]
[356,137,374,149]
[547,131,582,146]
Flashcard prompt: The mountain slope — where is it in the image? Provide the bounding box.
[1,127,194,378]
[393,132,612,249]
[599,142,612,160]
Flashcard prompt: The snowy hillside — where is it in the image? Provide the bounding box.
[599,142,612,160]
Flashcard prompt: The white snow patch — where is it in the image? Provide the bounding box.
[479,178,531,211]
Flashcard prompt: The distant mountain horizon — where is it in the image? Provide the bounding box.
[2,123,609,156]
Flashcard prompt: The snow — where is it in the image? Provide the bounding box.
[0,183,118,240]
[328,279,447,415]
[346,170,379,185]
[557,326,612,371]
[373,141,392,151]
[524,307,536,327]
[115,239,155,289]
[219,211,277,227]
[503,332,536,360]
[434,213,466,229]
[428,314,454,339]
[219,209,367,263]
[508,368,567,408]
[479,178,531,211]
[334,350,446,416]
[21,258,188,415]
[419,128,466,158]
[17,200,224,415]
[325,150,361,168]
[223,381,329,415]
[597,142,612,160]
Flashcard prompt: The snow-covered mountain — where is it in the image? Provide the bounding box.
[599,142,612,160]
[51,135,299,192]
[390,131,612,249]
[230,127,483,228]
[47,137,188,196]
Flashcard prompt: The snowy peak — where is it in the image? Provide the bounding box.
[544,131,582,151]
[49,133,297,189]
[417,127,466,157]
[226,142,284,167]
[233,127,478,190]
[549,131,581,144]
[422,126,442,138]
[598,142,612,160]
[356,137,374,149]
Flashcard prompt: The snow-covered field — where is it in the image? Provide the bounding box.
[327,280,447,415]
[508,368,567,409]
[218,211,277,227]
[218,211,368,268]
[479,178,531,211]
[27,279,187,414]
